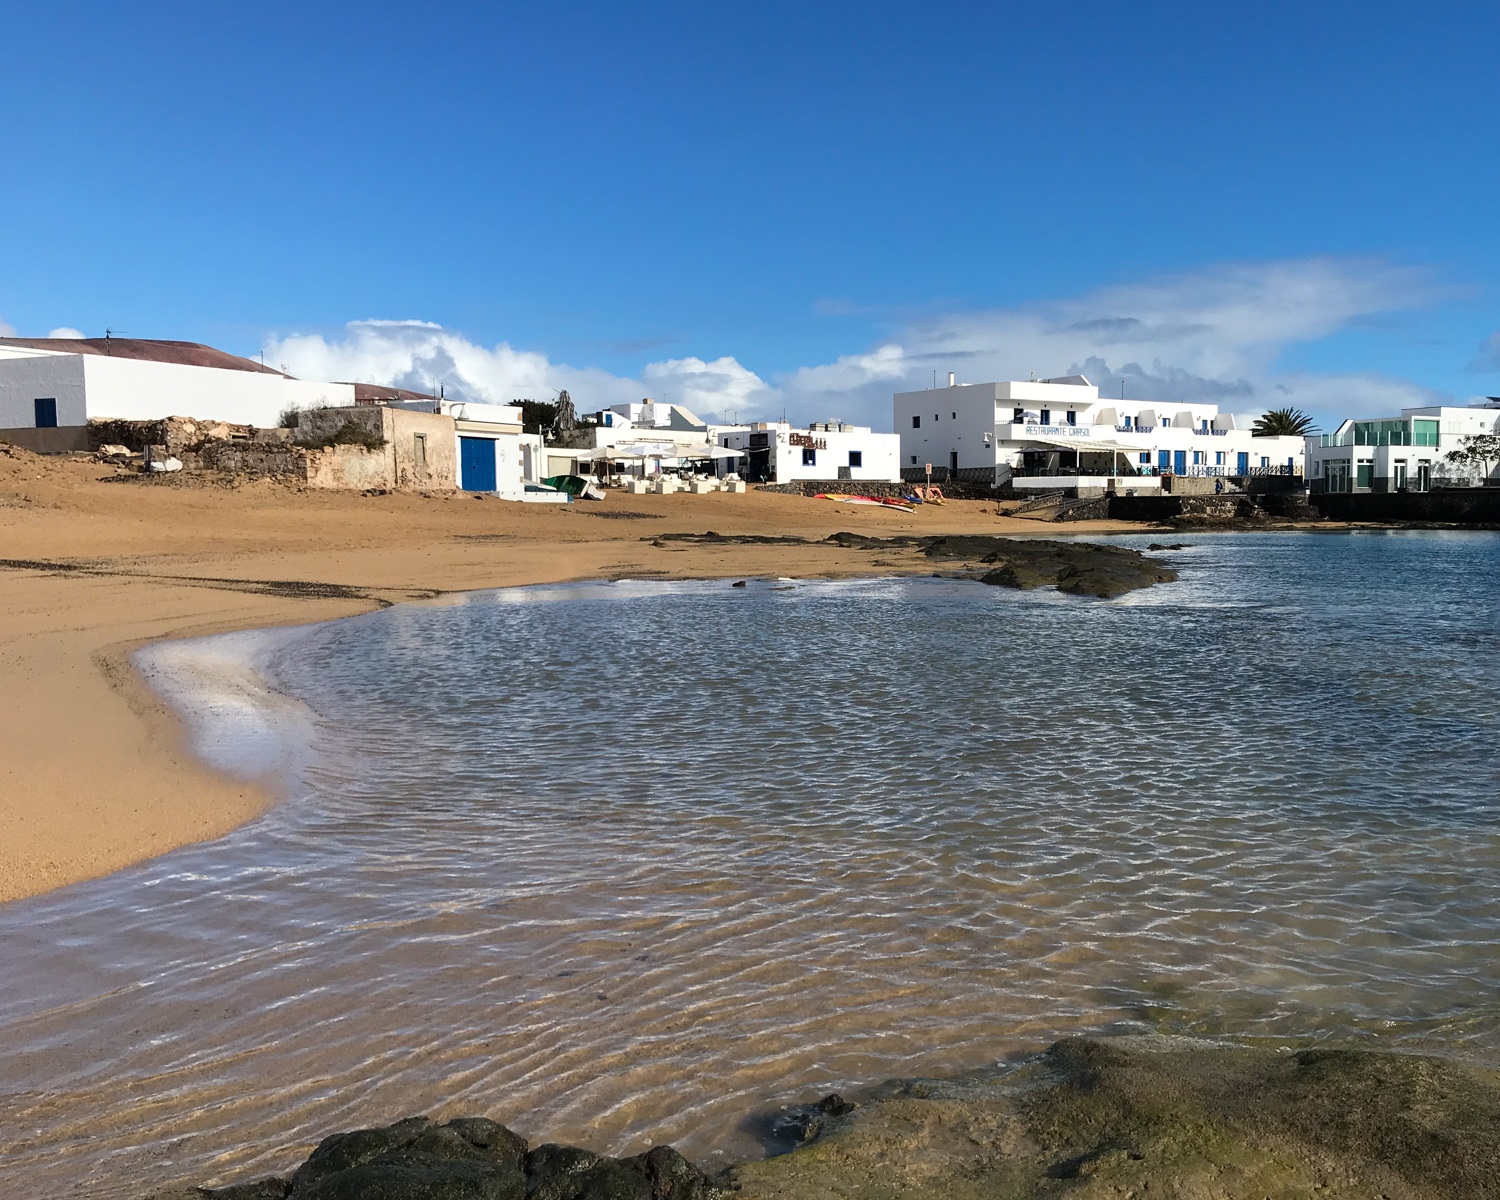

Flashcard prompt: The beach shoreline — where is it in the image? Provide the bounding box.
[0,447,1209,905]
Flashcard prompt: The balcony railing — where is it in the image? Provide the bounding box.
[1114,424,1156,433]
[1012,466,1148,478]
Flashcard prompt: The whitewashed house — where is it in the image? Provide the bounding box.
[893,374,1304,492]
[717,421,901,485]
[389,398,544,494]
[547,399,750,477]
[1306,402,1500,493]
[0,337,353,450]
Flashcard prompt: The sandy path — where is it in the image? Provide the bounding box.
[0,448,1151,903]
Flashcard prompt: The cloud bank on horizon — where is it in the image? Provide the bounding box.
[263,257,1474,430]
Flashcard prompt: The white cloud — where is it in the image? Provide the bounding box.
[264,320,783,421]
[263,258,1447,434]
[777,257,1445,427]
[47,326,85,339]
[642,355,777,422]
[0,317,15,337]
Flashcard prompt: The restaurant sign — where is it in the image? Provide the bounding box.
[1022,425,1093,438]
[788,433,828,450]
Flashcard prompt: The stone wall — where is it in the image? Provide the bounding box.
[1108,494,1251,522]
[1311,488,1500,525]
[86,416,293,456]
[194,440,305,478]
[294,405,457,491]
[302,444,397,490]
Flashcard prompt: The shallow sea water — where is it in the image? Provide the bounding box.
[2,531,1499,1196]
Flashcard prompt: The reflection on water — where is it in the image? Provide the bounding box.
[2,532,1499,1197]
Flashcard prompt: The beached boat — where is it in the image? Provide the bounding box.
[814,493,915,512]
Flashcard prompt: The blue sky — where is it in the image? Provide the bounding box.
[1,1,1496,428]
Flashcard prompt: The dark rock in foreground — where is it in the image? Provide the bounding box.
[149,1036,1500,1199]
[147,1115,726,1200]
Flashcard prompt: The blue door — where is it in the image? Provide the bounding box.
[1157,450,1170,472]
[1173,450,1187,475]
[459,436,496,491]
[1237,451,1249,475]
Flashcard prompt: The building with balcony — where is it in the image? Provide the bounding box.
[1305,403,1500,493]
[893,375,1303,492]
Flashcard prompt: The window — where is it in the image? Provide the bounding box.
[1123,414,1133,429]
[1013,408,1024,423]
[802,448,817,466]
[1260,456,1270,468]
[1139,452,1150,464]
[910,454,919,464]
[33,398,57,428]
[933,413,940,421]
[1192,450,1204,465]
[951,412,957,420]
[1200,419,1209,432]
[1356,463,1373,489]
[848,450,863,468]
[413,433,427,467]
[912,414,921,429]
[1039,409,1051,425]
[1215,451,1225,465]
[1066,410,1076,426]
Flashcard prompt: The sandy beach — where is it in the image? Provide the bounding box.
[0,446,1155,904]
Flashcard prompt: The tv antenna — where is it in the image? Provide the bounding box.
[103,328,128,354]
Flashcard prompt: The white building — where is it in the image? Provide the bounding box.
[0,337,354,447]
[893,375,1304,492]
[545,398,750,478]
[387,398,544,494]
[717,421,901,485]
[1306,402,1500,493]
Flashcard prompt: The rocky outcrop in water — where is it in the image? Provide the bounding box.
[147,1115,728,1200]
[652,532,1178,598]
[732,1036,1500,1199]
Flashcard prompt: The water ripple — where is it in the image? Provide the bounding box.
[1,532,1499,1196]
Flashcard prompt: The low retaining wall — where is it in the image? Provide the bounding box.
[1108,495,1249,522]
[1310,489,1500,524]
[0,426,91,453]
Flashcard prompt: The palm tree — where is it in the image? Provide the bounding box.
[1251,407,1316,437]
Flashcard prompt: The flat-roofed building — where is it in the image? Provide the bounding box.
[717,421,901,485]
[1306,402,1500,493]
[894,375,1303,493]
[0,337,354,452]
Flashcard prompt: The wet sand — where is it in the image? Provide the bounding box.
[0,446,1157,904]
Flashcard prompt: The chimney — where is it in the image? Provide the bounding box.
[947,372,956,387]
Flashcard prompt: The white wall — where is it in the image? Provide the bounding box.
[0,354,88,427]
[456,429,533,492]
[80,356,354,426]
[720,423,900,483]
[895,379,1306,479]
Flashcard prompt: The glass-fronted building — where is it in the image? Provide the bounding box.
[1306,406,1500,493]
